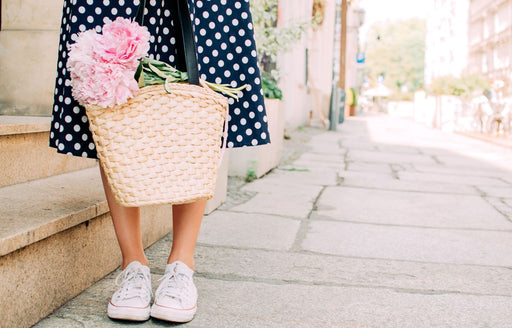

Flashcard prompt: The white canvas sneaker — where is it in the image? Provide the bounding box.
[107,261,152,321]
[150,261,198,322]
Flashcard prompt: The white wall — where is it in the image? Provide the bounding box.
[278,0,340,129]
[308,0,337,122]
[277,0,313,129]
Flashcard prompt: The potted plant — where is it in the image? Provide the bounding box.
[349,87,358,116]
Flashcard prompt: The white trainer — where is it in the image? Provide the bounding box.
[107,261,152,321]
[150,261,198,323]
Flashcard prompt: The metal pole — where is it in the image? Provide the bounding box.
[339,0,348,90]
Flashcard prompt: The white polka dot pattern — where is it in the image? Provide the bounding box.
[50,0,270,158]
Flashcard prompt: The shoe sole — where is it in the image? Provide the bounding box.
[107,302,150,321]
[150,303,197,323]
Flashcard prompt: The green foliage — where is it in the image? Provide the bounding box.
[430,73,489,97]
[430,75,464,96]
[365,18,426,99]
[250,0,316,98]
[251,0,312,66]
[261,71,283,99]
[246,161,258,182]
[312,0,327,27]
[349,88,358,106]
[135,58,247,99]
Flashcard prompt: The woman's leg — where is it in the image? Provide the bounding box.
[168,200,207,270]
[99,164,148,269]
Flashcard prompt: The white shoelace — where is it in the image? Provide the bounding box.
[157,272,193,304]
[114,266,152,301]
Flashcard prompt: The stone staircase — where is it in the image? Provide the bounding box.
[0,116,174,328]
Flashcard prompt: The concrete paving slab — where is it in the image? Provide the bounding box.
[35,318,85,328]
[306,142,346,156]
[477,185,512,198]
[398,171,510,187]
[347,150,439,165]
[484,197,512,221]
[399,171,509,187]
[433,154,504,171]
[419,145,504,157]
[501,174,512,185]
[295,152,345,164]
[313,187,512,229]
[240,174,326,194]
[302,220,512,266]
[340,140,378,151]
[230,186,321,218]
[189,245,512,296]
[390,162,417,172]
[187,280,512,328]
[290,158,342,171]
[198,211,300,250]
[375,144,422,154]
[410,163,512,179]
[305,134,343,149]
[504,198,512,209]
[346,161,393,173]
[248,168,338,187]
[339,170,479,195]
[35,276,512,328]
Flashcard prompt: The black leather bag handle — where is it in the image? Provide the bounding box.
[135,0,200,85]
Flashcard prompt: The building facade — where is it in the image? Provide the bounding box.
[468,0,512,86]
[278,0,363,128]
[424,0,469,86]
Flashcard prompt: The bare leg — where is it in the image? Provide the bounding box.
[100,163,148,269]
[168,200,207,270]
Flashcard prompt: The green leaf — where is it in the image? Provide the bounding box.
[135,62,146,88]
[164,77,173,93]
[148,63,169,79]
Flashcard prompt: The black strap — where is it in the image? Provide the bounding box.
[136,0,200,86]
[135,0,146,25]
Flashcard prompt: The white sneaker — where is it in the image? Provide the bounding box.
[107,261,152,321]
[150,261,198,322]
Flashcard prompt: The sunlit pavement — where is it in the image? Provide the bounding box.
[36,112,512,328]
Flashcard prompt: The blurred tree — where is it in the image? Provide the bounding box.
[365,18,426,99]
[430,73,489,98]
[250,0,316,98]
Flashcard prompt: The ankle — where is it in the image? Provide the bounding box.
[167,256,194,270]
[122,257,149,269]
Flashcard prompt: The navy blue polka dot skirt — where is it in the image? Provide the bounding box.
[50,0,270,158]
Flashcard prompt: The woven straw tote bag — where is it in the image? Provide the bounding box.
[85,0,229,207]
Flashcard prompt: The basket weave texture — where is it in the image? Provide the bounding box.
[86,83,228,207]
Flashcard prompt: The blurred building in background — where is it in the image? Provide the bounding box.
[424,0,469,87]
[468,0,512,84]
[278,0,364,128]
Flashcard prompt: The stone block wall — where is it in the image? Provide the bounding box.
[0,0,63,116]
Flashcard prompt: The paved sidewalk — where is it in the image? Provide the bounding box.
[36,113,512,327]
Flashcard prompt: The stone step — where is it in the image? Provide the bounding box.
[0,166,173,328]
[0,115,97,187]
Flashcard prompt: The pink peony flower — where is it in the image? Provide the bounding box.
[67,18,150,108]
[98,17,151,70]
[67,29,101,69]
[70,61,140,108]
